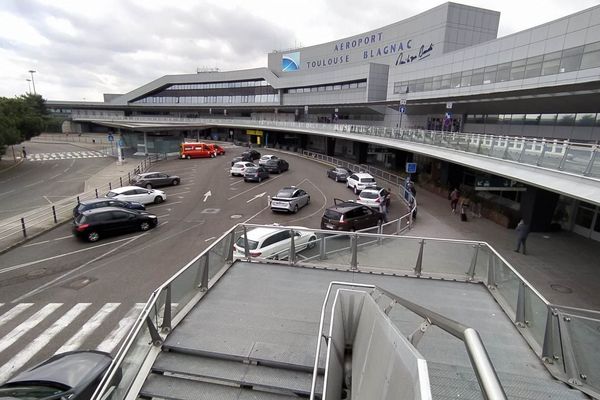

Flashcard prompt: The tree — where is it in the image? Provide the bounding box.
[0,94,48,159]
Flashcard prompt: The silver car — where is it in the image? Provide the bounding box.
[271,186,310,213]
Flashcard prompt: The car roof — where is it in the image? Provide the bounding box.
[328,201,366,211]
[244,227,285,241]
[233,162,254,167]
[79,197,117,205]
[81,206,137,215]
[353,172,375,178]
[109,186,143,193]
[360,187,385,193]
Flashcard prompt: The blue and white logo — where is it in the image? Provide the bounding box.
[282,52,300,72]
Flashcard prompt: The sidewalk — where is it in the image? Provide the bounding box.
[408,185,600,310]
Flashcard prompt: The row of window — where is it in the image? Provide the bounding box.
[465,113,600,127]
[393,41,600,94]
[133,94,280,104]
[287,80,367,94]
[166,80,269,90]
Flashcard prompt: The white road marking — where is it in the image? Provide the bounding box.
[156,213,171,218]
[229,180,243,186]
[205,236,216,242]
[0,189,15,198]
[246,192,267,203]
[22,235,73,248]
[96,303,145,353]
[0,303,90,382]
[203,190,212,202]
[168,190,191,196]
[23,180,44,188]
[150,201,182,209]
[0,304,34,328]
[227,175,282,200]
[0,303,62,353]
[56,303,120,354]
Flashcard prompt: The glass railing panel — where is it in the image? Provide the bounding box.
[355,235,421,273]
[206,232,232,280]
[494,259,520,316]
[305,231,353,268]
[419,240,479,278]
[488,138,508,158]
[169,258,204,318]
[560,145,593,175]
[524,288,548,350]
[537,142,564,170]
[502,140,524,162]
[561,312,600,391]
[471,244,490,281]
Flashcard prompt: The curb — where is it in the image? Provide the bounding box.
[0,158,24,174]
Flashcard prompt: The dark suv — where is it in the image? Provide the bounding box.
[131,172,180,189]
[72,207,158,242]
[264,159,289,174]
[73,197,145,218]
[241,149,261,161]
[321,199,383,231]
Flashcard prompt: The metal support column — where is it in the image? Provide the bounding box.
[515,282,527,327]
[350,234,358,270]
[414,239,425,277]
[557,313,584,386]
[467,244,479,280]
[200,253,209,291]
[583,145,598,176]
[146,316,163,346]
[289,229,296,265]
[319,236,327,260]
[487,252,496,288]
[541,307,558,363]
[162,285,172,333]
[226,231,236,263]
[243,226,250,260]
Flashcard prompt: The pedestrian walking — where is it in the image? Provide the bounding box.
[21,146,27,159]
[449,188,460,213]
[460,198,469,222]
[514,219,530,255]
[379,200,388,223]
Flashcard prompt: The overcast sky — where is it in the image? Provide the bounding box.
[1,0,597,102]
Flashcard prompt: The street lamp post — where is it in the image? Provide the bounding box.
[26,79,32,94]
[28,70,36,94]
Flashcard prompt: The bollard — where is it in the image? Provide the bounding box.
[128,172,131,183]
[52,205,57,223]
[120,177,123,187]
[109,182,112,190]
[21,217,27,238]
[77,196,80,205]
[95,188,98,198]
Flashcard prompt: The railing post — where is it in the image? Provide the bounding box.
[243,225,250,260]
[557,312,584,386]
[467,244,479,280]
[518,139,527,162]
[319,236,327,260]
[146,316,163,346]
[109,182,112,190]
[583,145,598,176]
[515,282,527,327]
[120,177,123,187]
[414,239,424,277]
[536,140,547,166]
[200,253,209,290]
[52,206,57,223]
[541,307,557,363]
[95,188,98,198]
[226,230,236,263]
[558,144,570,170]
[350,234,358,270]
[289,229,296,264]
[487,251,496,288]
[128,172,131,183]
[161,285,172,333]
[20,217,27,238]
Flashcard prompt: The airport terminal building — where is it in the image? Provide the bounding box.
[49,2,600,240]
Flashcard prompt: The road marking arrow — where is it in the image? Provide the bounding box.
[203,190,212,202]
[247,192,266,203]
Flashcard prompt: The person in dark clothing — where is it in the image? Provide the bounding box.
[450,188,459,213]
[514,219,530,255]
[21,147,27,159]
[460,198,470,222]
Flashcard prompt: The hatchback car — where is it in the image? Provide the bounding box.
[258,154,278,166]
[321,199,383,231]
[244,166,270,182]
[72,207,158,242]
[271,186,310,213]
[0,350,119,400]
[73,197,145,218]
[106,185,166,205]
[230,161,256,176]
[327,167,353,182]
[357,187,391,209]
[214,145,226,155]
[346,172,377,194]
[131,172,180,189]
[233,225,317,259]
[264,158,289,174]
[241,149,261,160]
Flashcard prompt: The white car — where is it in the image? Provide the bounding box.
[258,155,278,166]
[106,185,167,205]
[357,187,390,209]
[230,161,256,176]
[346,172,377,194]
[234,225,317,260]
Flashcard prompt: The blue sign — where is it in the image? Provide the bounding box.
[107,134,114,142]
[444,111,453,119]
[406,162,417,174]
[400,106,406,113]
[282,52,300,72]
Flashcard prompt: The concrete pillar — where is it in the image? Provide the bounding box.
[326,137,336,156]
[354,142,368,164]
[519,186,559,232]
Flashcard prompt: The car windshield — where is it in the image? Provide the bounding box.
[360,191,379,199]
[75,214,87,224]
[233,163,245,168]
[0,385,67,399]
[245,167,258,173]
[106,191,118,198]
[276,189,295,198]
[361,177,376,183]
[323,209,342,220]
[235,236,259,250]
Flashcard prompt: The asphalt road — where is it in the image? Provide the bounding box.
[0,144,408,380]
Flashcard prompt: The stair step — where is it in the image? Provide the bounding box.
[153,351,323,396]
[141,373,300,400]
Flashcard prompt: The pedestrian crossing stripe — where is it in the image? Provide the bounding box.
[0,302,146,382]
[28,151,108,161]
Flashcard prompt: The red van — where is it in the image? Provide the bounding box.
[180,143,217,159]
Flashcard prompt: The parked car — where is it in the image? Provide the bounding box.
[327,167,353,182]
[106,185,166,205]
[233,225,317,259]
[357,187,391,209]
[180,143,217,159]
[230,161,256,176]
[0,350,120,400]
[321,199,383,231]
[231,156,243,166]
[241,149,261,160]
[258,154,278,166]
[244,166,270,182]
[131,172,180,189]
[72,207,158,242]
[73,197,145,218]
[271,186,310,213]
[214,145,226,155]
[264,158,289,174]
[346,172,377,194]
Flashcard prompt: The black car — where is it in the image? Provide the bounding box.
[327,167,353,182]
[264,159,289,174]
[0,350,119,400]
[241,149,261,161]
[131,172,180,189]
[321,198,383,231]
[231,156,243,166]
[243,166,270,182]
[73,197,145,218]
[73,207,158,242]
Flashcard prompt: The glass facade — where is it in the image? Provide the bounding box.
[465,112,600,128]
[393,41,600,94]
[286,80,367,94]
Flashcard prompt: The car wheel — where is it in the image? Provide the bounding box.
[154,196,164,204]
[335,176,339,182]
[145,183,153,189]
[186,155,191,160]
[172,179,180,186]
[293,205,299,213]
[307,236,317,249]
[87,231,100,242]
[140,222,151,231]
